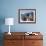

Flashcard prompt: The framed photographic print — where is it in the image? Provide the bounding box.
[18,9,36,24]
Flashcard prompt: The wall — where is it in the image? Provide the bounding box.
[0,0,46,46]
[0,0,46,32]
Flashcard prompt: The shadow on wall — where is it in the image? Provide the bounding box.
[0,16,5,46]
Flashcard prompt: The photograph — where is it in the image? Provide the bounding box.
[18,9,36,23]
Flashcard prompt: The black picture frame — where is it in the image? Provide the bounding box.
[18,9,36,24]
